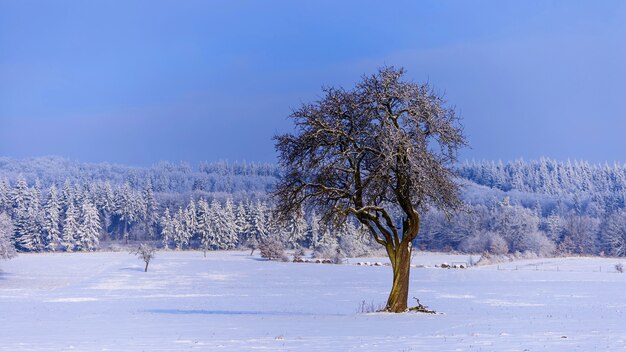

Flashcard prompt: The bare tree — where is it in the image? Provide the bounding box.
[130,243,156,272]
[274,66,466,312]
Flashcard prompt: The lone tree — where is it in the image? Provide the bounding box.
[274,66,466,312]
[130,243,157,272]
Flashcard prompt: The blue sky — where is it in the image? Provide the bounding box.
[1,0,625,166]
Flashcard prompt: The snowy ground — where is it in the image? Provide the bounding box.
[2,251,626,351]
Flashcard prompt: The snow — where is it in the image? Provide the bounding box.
[1,251,626,351]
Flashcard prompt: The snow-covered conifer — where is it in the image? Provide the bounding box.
[143,180,159,239]
[173,207,190,249]
[77,201,100,251]
[43,186,62,251]
[235,202,251,245]
[62,202,79,251]
[196,199,215,254]
[0,179,9,214]
[160,208,174,249]
[0,213,17,259]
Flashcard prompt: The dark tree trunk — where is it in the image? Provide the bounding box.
[144,261,149,272]
[385,240,412,312]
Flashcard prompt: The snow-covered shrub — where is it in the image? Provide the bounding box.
[516,231,555,257]
[489,234,509,255]
[312,243,337,259]
[292,248,306,262]
[459,232,508,255]
[332,248,345,264]
[616,263,624,273]
[259,237,286,261]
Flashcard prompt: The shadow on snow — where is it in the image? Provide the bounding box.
[146,309,345,317]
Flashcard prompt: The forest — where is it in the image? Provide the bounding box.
[1,156,626,258]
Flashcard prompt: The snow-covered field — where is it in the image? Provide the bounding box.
[2,251,626,351]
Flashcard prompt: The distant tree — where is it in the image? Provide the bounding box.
[0,213,17,260]
[130,243,156,272]
[43,186,62,251]
[196,199,215,255]
[62,202,79,251]
[173,207,189,249]
[601,211,626,256]
[281,205,308,248]
[160,208,174,249]
[250,201,269,244]
[234,202,250,245]
[259,236,286,261]
[220,198,239,248]
[142,180,159,240]
[0,179,9,214]
[77,201,101,251]
[183,199,198,240]
[274,66,466,312]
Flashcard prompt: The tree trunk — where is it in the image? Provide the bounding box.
[385,240,412,312]
[144,261,149,272]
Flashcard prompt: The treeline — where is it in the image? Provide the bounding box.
[418,159,626,257]
[0,156,279,200]
[0,159,373,256]
[2,157,626,257]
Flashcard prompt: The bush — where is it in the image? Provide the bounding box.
[516,231,555,257]
[259,237,286,261]
[616,263,624,273]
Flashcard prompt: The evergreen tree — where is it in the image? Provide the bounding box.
[196,199,215,254]
[77,201,100,251]
[62,202,79,251]
[43,186,62,251]
[221,198,239,248]
[183,199,198,240]
[173,207,190,249]
[143,180,159,239]
[0,179,9,214]
[0,212,17,259]
[235,202,251,245]
[160,208,174,249]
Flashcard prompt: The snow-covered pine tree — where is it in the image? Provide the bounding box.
[142,180,159,240]
[77,201,100,251]
[96,181,115,239]
[14,183,44,252]
[209,199,237,249]
[59,179,74,219]
[113,183,138,243]
[0,179,9,214]
[160,208,174,249]
[235,202,251,246]
[173,207,190,250]
[249,201,268,243]
[62,202,79,251]
[15,205,45,252]
[282,205,307,248]
[183,199,198,240]
[221,198,238,248]
[43,185,62,251]
[0,212,17,259]
[196,199,215,254]
[11,176,30,216]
